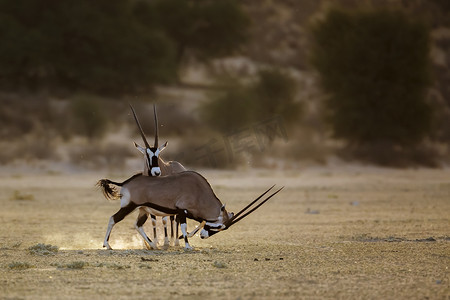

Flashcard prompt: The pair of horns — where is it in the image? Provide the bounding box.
[224,185,284,229]
[129,104,158,148]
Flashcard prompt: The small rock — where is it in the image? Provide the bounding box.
[213,261,227,268]
[305,208,320,214]
[141,257,159,262]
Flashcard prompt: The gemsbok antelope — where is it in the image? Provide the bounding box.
[98,171,283,250]
[130,104,187,248]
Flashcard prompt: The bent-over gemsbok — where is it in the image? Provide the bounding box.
[98,171,283,250]
[130,104,187,248]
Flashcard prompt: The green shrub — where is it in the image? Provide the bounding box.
[28,243,59,256]
[0,0,249,94]
[145,0,250,64]
[201,69,301,134]
[310,9,432,148]
[8,262,34,270]
[201,82,255,133]
[10,190,34,201]
[65,261,87,269]
[70,96,108,139]
[251,69,301,125]
[0,0,176,94]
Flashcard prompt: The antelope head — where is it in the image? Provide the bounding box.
[130,104,167,177]
[200,185,284,239]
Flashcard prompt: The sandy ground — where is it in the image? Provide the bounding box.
[0,166,449,299]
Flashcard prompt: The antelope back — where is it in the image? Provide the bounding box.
[123,171,223,221]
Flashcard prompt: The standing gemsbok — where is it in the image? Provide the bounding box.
[130,104,187,248]
[98,171,283,250]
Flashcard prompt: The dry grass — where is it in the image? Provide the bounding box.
[0,167,449,299]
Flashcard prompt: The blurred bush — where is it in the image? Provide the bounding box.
[0,0,249,95]
[310,9,434,164]
[141,0,250,65]
[68,141,134,170]
[200,80,254,133]
[200,69,302,134]
[69,96,108,139]
[0,0,176,95]
[252,69,302,127]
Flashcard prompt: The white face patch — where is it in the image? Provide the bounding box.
[150,167,161,176]
[200,229,209,239]
[205,222,224,229]
[146,148,160,158]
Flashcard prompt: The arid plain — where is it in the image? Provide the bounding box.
[0,167,449,299]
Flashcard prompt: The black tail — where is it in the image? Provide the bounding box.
[96,179,122,200]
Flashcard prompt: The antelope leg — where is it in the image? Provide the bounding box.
[170,215,174,240]
[188,221,206,238]
[162,216,170,247]
[175,219,180,246]
[170,216,179,246]
[177,213,192,250]
[134,210,154,250]
[135,212,157,250]
[150,214,158,246]
[104,204,137,250]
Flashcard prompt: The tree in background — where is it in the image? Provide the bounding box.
[201,69,301,135]
[310,9,433,164]
[136,0,250,66]
[0,0,249,95]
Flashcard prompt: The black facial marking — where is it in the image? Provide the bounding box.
[151,155,158,169]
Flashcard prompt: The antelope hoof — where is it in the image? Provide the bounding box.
[184,245,193,251]
[103,243,112,250]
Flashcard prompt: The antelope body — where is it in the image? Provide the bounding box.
[99,104,283,250]
[99,171,233,250]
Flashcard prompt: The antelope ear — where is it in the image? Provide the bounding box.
[158,141,168,152]
[134,142,146,154]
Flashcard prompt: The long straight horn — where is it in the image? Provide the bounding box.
[231,185,275,221]
[224,186,284,228]
[153,104,158,148]
[130,104,150,148]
